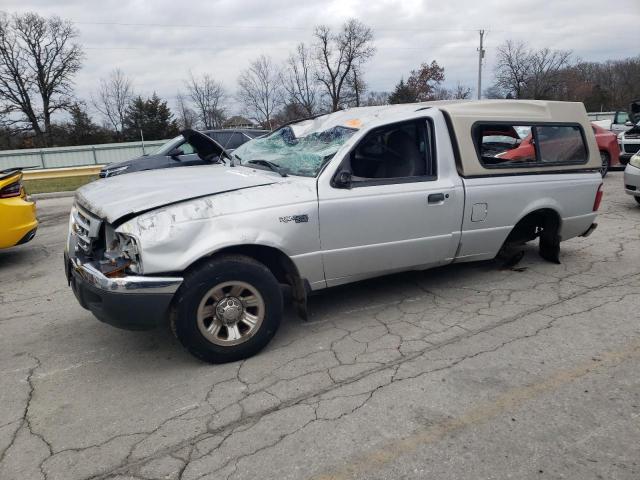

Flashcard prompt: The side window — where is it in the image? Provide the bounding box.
[474,123,588,168]
[536,126,587,163]
[211,132,232,148]
[348,120,434,182]
[475,125,534,165]
[615,112,629,125]
[227,133,247,149]
[180,142,196,155]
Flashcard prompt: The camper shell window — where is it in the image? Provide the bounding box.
[473,123,589,169]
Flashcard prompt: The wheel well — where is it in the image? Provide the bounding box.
[205,244,309,318]
[210,245,298,285]
[504,208,561,246]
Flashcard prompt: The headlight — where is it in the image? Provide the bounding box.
[102,165,129,177]
[66,205,77,253]
[630,153,640,169]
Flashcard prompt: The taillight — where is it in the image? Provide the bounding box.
[593,183,603,211]
[0,181,22,199]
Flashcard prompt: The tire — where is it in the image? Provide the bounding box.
[635,196,640,206]
[599,151,610,177]
[172,254,283,363]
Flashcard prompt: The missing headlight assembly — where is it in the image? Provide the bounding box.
[103,225,142,276]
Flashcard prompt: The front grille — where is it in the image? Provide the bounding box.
[72,205,102,255]
[624,143,640,154]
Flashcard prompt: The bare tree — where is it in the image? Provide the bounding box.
[344,64,366,107]
[93,68,133,139]
[185,72,226,129]
[0,11,83,146]
[494,40,531,99]
[451,82,472,99]
[175,90,197,129]
[237,55,283,129]
[281,43,319,116]
[483,84,507,99]
[362,91,389,106]
[314,19,375,112]
[526,47,572,99]
[495,40,571,99]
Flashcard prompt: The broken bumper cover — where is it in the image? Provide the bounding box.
[65,252,183,330]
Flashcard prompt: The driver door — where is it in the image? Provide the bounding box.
[317,118,463,286]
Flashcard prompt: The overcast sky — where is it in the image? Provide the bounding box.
[3,0,639,118]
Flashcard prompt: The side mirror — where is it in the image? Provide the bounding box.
[335,170,352,189]
[168,147,184,159]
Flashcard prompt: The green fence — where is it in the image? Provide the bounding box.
[0,139,169,170]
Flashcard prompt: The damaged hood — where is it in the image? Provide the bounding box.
[76,165,278,223]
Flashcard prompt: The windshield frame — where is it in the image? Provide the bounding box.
[153,136,185,156]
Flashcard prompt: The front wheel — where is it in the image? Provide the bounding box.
[599,151,610,177]
[172,255,283,363]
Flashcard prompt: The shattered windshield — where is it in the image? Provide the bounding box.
[232,125,357,177]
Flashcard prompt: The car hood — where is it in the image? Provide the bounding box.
[76,165,279,224]
[624,124,640,136]
[100,154,163,174]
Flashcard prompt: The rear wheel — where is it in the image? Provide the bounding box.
[599,151,610,177]
[172,255,283,363]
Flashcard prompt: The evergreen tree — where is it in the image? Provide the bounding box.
[63,102,110,145]
[123,93,179,141]
[388,79,417,104]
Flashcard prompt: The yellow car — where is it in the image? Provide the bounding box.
[0,169,37,249]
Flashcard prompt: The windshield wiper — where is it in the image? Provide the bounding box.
[245,159,288,177]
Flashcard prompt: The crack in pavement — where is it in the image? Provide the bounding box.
[80,269,640,480]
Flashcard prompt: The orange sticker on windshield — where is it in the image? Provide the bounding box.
[344,118,362,128]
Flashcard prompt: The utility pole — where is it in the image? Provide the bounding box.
[477,29,486,100]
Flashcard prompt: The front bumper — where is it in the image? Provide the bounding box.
[65,252,183,330]
[620,153,634,165]
[624,163,640,197]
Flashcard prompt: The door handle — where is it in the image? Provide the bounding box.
[428,193,446,203]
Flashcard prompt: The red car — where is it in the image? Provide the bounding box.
[591,122,621,176]
[485,123,620,177]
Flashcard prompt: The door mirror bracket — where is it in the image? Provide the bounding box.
[169,147,184,159]
[334,170,352,189]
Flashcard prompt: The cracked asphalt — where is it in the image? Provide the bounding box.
[1,172,639,480]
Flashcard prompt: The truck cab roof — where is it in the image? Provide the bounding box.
[296,100,600,177]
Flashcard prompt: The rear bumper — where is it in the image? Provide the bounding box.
[65,252,183,330]
[0,196,37,249]
[580,222,597,238]
[624,164,640,197]
[16,227,37,245]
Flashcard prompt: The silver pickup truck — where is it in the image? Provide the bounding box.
[65,100,602,363]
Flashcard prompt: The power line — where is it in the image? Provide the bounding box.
[73,20,494,33]
[83,46,458,51]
